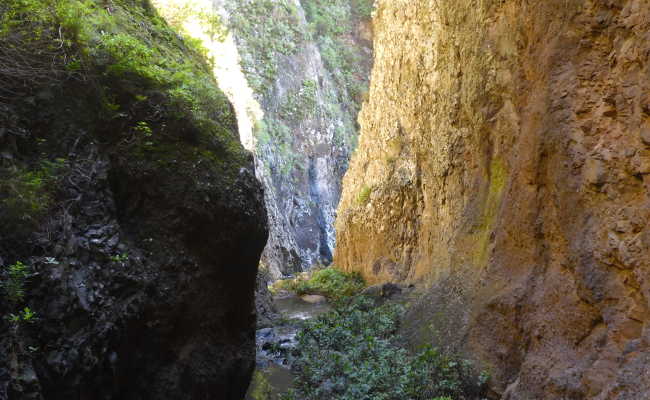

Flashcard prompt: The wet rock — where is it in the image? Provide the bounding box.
[257,328,274,339]
[300,294,327,304]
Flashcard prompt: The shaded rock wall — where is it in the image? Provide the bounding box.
[335,0,650,398]
[0,0,267,398]
[225,0,373,279]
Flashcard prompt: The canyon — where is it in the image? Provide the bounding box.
[2,0,650,399]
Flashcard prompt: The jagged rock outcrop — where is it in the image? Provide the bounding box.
[224,0,373,279]
[336,0,650,398]
[0,1,267,399]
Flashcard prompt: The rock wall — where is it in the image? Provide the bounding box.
[0,1,267,398]
[335,0,650,398]
[224,0,373,279]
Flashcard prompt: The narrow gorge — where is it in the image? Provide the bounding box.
[2,0,650,399]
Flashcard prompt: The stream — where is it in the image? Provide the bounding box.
[245,292,331,400]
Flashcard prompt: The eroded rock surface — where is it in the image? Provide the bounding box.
[225,0,373,279]
[335,1,650,398]
[0,1,268,398]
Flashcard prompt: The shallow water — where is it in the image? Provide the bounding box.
[274,293,331,320]
[245,293,331,400]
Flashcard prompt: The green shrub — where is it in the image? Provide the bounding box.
[3,261,30,304]
[2,261,37,327]
[283,296,488,400]
[8,307,37,324]
[0,159,67,234]
[280,79,318,122]
[99,32,161,81]
[277,267,365,301]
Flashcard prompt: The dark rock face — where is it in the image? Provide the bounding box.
[0,1,268,397]
[1,124,267,400]
[1,119,267,400]
[255,268,278,330]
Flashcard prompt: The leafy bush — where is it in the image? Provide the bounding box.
[0,158,67,239]
[3,261,30,304]
[277,267,365,301]
[282,296,489,400]
[8,306,37,324]
[2,261,37,327]
[280,79,318,122]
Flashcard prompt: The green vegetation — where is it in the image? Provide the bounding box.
[276,267,365,302]
[3,261,30,304]
[280,79,318,122]
[248,370,274,400]
[0,0,237,143]
[357,184,372,204]
[0,158,67,239]
[110,253,130,263]
[301,0,372,109]
[225,0,306,95]
[2,261,37,326]
[8,307,37,324]
[255,118,298,177]
[282,296,488,400]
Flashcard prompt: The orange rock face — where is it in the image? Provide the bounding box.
[334,0,650,398]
